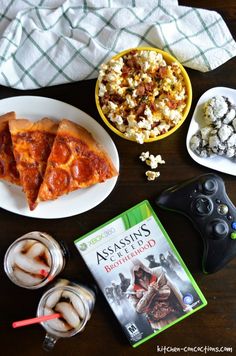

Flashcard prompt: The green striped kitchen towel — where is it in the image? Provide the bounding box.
[0,0,235,89]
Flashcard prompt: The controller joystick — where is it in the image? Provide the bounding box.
[203,178,218,195]
[155,173,236,273]
[211,220,229,239]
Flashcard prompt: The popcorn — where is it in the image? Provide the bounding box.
[135,132,145,144]
[98,49,187,143]
[126,95,136,108]
[109,58,123,73]
[145,171,160,181]
[108,101,118,111]
[137,118,152,130]
[144,106,153,120]
[110,115,123,125]
[139,151,165,181]
[139,151,150,162]
[146,154,165,169]
[98,83,107,97]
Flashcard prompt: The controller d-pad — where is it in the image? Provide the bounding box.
[192,196,213,216]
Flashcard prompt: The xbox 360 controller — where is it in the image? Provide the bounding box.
[155,173,236,273]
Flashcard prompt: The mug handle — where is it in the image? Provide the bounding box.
[43,333,58,351]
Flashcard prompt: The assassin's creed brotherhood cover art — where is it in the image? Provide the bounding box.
[74,201,207,347]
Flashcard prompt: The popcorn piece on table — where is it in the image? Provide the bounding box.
[145,171,160,181]
[139,151,150,162]
[146,154,165,169]
[139,151,165,181]
[139,151,165,169]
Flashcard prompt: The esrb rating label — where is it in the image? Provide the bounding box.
[125,322,142,341]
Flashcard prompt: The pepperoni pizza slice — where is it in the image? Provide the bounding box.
[0,111,21,185]
[37,119,118,203]
[9,118,58,210]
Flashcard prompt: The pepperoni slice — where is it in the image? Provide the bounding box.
[31,133,54,161]
[71,158,93,184]
[50,140,71,164]
[47,168,70,194]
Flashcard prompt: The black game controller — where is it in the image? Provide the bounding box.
[155,173,236,273]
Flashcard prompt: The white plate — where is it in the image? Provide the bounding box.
[0,96,119,219]
[186,87,236,176]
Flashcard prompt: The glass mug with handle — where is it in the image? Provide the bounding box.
[4,231,67,289]
[37,279,96,351]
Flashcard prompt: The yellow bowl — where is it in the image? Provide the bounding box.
[95,47,192,143]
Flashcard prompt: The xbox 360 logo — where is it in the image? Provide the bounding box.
[79,243,88,251]
[183,293,194,305]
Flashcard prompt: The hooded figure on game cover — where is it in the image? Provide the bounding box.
[128,260,189,330]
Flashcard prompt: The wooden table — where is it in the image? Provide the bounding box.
[1,1,235,355]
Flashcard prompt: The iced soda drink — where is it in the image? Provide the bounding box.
[4,231,66,289]
[37,279,95,351]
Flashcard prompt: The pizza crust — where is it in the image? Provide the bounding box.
[58,119,96,143]
[0,111,16,130]
[9,117,58,135]
[0,111,20,185]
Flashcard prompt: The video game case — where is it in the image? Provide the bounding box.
[74,200,207,347]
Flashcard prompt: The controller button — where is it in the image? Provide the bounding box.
[230,232,236,240]
[203,179,218,195]
[217,204,229,215]
[212,221,229,238]
[192,196,213,216]
[231,222,236,230]
[216,199,221,204]
[227,215,233,221]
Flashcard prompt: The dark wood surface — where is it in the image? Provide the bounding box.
[1,1,236,355]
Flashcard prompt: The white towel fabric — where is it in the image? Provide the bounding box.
[0,0,235,89]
